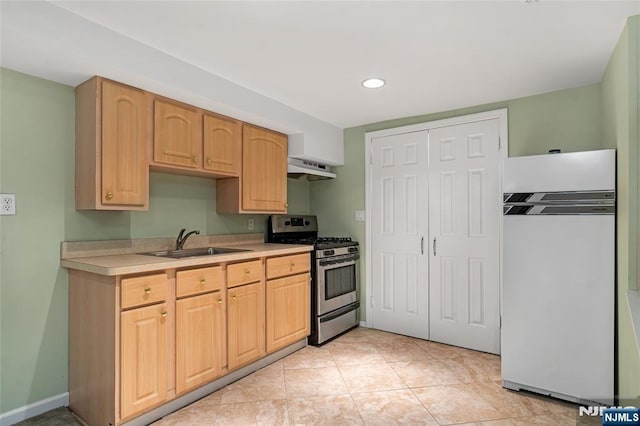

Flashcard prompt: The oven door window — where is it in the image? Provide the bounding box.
[325,264,356,300]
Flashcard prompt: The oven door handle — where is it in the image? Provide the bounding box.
[319,301,360,323]
[318,254,360,266]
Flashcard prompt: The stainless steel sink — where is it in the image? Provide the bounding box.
[141,247,251,259]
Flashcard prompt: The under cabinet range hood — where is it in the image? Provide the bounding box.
[287,158,336,180]
[286,133,342,180]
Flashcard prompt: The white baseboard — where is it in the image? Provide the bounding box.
[359,320,368,328]
[0,393,68,426]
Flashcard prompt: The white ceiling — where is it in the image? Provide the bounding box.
[3,1,640,129]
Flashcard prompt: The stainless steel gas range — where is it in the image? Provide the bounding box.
[267,215,360,345]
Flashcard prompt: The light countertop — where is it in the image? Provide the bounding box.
[60,234,312,276]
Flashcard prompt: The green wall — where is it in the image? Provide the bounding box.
[0,67,310,414]
[311,83,603,319]
[602,15,640,404]
[129,172,310,238]
[0,67,74,414]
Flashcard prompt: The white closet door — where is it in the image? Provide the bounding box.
[428,118,501,354]
[369,131,430,339]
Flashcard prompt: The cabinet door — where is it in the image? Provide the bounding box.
[227,282,265,370]
[266,273,310,353]
[101,80,147,206]
[203,114,241,176]
[242,125,287,212]
[176,292,225,394]
[153,99,201,168]
[120,303,168,420]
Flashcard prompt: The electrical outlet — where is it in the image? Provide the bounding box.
[1,193,16,215]
[248,218,255,231]
[354,210,365,222]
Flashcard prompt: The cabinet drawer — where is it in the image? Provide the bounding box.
[121,273,167,309]
[176,266,224,298]
[266,253,310,279]
[227,260,263,288]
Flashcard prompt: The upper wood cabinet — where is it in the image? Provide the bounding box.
[242,125,288,211]
[217,124,288,214]
[203,114,241,175]
[75,77,148,210]
[150,98,242,179]
[75,76,285,212]
[153,99,202,169]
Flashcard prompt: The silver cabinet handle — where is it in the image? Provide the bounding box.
[433,237,437,256]
[421,237,424,255]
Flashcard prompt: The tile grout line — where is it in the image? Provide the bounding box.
[328,341,367,425]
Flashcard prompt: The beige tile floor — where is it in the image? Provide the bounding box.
[153,327,589,425]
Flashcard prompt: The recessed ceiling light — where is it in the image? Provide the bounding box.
[362,78,385,89]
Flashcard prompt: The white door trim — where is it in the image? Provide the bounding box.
[364,108,508,330]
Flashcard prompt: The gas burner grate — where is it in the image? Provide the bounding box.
[316,236,353,243]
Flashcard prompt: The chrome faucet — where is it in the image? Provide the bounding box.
[176,228,200,250]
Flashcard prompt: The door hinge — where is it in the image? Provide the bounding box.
[498,136,502,150]
[370,295,374,308]
[370,145,373,166]
[500,315,502,329]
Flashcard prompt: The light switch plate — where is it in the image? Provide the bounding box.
[354,210,365,222]
[1,193,16,215]
[248,218,255,231]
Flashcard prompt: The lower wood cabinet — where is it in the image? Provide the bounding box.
[265,253,311,353]
[176,291,225,394]
[67,251,309,425]
[227,259,263,288]
[266,273,311,353]
[266,253,310,279]
[227,281,265,370]
[120,303,169,419]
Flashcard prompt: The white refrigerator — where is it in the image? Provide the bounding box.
[501,149,615,405]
